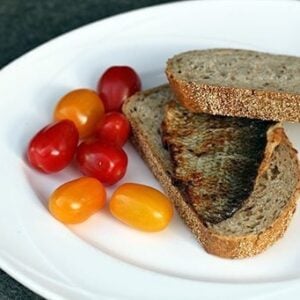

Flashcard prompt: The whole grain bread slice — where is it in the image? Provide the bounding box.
[123,85,300,258]
[166,49,300,122]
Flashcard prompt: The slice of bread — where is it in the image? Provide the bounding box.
[123,85,300,258]
[166,49,300,122]
[161,101,276,225]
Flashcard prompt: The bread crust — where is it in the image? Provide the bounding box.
[123,87,300,259]
[166,71,300,122]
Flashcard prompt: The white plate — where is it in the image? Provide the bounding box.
[1,0,300,299]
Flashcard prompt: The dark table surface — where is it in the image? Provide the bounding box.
[0,0,179,298]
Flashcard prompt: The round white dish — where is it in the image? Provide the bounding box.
[1,0,300,299]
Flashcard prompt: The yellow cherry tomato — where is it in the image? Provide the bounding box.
[109,183,173,232]
[54,89,105,138]
[49,177,106,224]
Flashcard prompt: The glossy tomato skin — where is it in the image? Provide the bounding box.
[49,177,106,224]
[54,88,105,138]
[95,112,130,147]
[27,120,79,173]
[76,140,128,186]
[97,66,141,112]
[110,183,173,231]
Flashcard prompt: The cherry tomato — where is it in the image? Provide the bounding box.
[76,140,128,186]
[27,120,79,173]
[97,66,141,112]
[54,89,105,138]
[110,183,173,231]
[95,112,130,147]
[49,177,106,224]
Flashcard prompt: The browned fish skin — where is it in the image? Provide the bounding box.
[161,101,275,224]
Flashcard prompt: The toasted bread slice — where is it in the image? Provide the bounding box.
[166,49,300,122]
[123,85,300,258]
[161,101,275,224]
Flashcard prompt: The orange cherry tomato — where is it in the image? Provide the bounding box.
[54,89,105,138]
[49,177,106,224]
[110,183,173,232]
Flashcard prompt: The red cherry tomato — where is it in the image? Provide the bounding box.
[76,140,128,186]
[97,66,141,112]
[27,120,79,173]
[95,112,131,147]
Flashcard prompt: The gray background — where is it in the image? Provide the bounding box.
[0,0,178,298]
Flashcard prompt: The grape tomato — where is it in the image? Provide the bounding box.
[95,112,130,147]
[76,140,128,186]
[49,177,106,224]
[110,183,173,231]
[27,119,79,173]
[97,66,141,112]
[54,88,105,138]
